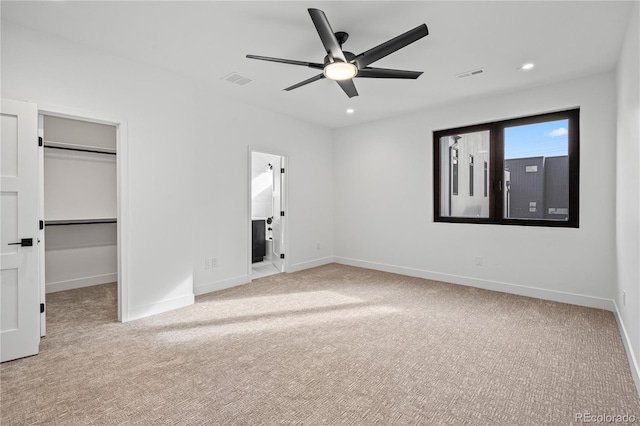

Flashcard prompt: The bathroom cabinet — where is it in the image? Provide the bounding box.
[252,219,266,263]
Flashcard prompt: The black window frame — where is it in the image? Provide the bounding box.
[433,108,579,228]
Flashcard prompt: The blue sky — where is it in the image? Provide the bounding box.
[504,119,569,159]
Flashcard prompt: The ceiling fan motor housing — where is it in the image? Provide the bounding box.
[335,31,349,46]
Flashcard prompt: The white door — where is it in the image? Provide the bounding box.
[1,98,40,362]
[271,158,285,272]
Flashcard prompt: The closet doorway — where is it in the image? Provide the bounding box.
[39,113,120,331]
[249,150,287,279]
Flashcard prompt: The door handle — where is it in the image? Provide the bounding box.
[7,238,33,247]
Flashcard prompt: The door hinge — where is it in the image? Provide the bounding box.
[281,168,285,173]
[280,253,285,259]
[38,136,43,147]
[40,303,45,314]
[280,211,285,217]
[39,220,44,230]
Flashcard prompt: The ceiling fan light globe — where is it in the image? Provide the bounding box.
[323,62,358,80]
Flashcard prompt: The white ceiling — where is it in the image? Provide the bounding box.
[1,1,633,129]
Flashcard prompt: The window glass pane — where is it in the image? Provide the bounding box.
[439,130,490,218]
[503,119,569,221]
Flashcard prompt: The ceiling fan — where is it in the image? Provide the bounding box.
[246,8,429,98]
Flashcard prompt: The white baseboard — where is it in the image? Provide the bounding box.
[194,275,249,296]
[289,256,335,273]
[613,302,640,396]
[45,273,118,293]
[127,293,194,322]
[334,257,615,312]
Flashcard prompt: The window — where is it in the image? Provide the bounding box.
[433,109,579,227]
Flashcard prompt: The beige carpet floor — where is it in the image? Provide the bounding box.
[1,264,639,425]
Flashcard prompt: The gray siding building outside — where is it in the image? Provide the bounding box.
[504,155,569,221]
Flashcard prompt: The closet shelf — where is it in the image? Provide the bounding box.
[43,140,116,156]
[45,218,117,226]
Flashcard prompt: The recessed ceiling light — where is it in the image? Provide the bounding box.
[346,108,354,114]
[520,63,535,70]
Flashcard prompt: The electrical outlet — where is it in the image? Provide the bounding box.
[316,243,320,250]
[623,290,626,306]
[475,256,483,266]
[212,258,217,268]
[204,259,212,270]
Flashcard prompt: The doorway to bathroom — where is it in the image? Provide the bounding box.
[250,150,287,279]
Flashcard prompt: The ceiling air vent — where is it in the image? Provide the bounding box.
[222,72,253,86]
[456,68,484,79]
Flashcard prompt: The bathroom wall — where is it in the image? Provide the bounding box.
[251,152,280,219]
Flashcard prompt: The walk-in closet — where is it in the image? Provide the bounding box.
[42,115,117,304]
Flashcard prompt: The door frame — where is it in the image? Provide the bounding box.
[38,103,130,322]
[247,147,289,281]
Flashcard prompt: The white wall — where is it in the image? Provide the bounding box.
[2,21,196,320]
[251,152,279,220]
[334,72,617,309]
[44,115,117,151]
[191,86,334,295]
[2,21,336,317]
[615,1,640,381]
[44,150,116,221]
[45,224,117,293]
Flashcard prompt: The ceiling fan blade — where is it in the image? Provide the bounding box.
[246,55,324,70]
[354,24,429,69]
[336,79,359,98]
[284,73,325,91]
[308,8,347,63]
[356,67,423,79]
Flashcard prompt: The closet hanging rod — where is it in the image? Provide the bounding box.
[43,144,116,156]
[45,219,117,226]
